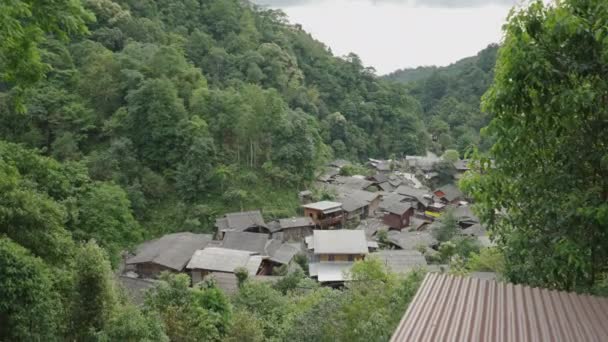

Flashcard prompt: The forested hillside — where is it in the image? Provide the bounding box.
[0,0,430,236]
[0,0,431,340]
[384,44,498,154]
[4,0,607,340]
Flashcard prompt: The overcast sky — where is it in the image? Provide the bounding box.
[253,0,520,74]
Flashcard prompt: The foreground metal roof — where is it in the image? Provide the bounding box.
[391,273,608,342]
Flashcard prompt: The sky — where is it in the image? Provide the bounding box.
[252,0,520,74]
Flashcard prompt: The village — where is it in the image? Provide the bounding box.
[119,152,493,297]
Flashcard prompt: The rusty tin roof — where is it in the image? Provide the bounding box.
[391,273,608,342]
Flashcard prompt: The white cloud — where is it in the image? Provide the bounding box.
[254,0,518,8]
[264,0,513,73]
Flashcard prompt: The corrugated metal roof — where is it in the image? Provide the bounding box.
[390,273,608,342]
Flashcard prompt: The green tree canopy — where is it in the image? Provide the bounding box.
[0,237,61,341]
[462,0,608,292]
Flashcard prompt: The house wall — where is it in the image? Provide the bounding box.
[281,226,313,242]
[319,254,365,262]
[191,270,205,284]
[305,208,344,228]
[383,209,414,230]
[345,206,367,221]
[135,262,175,278]
[368,197,381,216]
[259,261,273,275]
[384,213,404,229]
[304,208,322,224]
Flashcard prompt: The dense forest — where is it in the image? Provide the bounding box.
[0,0,431,340]
[0,0,434,236]
[2,0,608,340]
[384,44,498,154]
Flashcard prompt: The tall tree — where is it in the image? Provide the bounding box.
[462,0,608,292]
[0,237,61,341]
[0,0,92,91]
[71,241,118,340]
[121,78,188,170]
[72,182,142,267]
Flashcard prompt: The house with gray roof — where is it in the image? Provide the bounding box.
[309,262,355,283]
[337,188,382,220]
[302,201,344,228]
[333,176,374,191]
[126,232,212,278]
[307,230,370,283]
[215,210,269,238]
[187,247,263,284]
[265,239,299,265]
[383,201,415,230]
[221,231,269,255]
[434,184,464,204]
[452,205,479,228]
[372,250,428,274]
[377,181,397,192]
[386,229,438,251]
[380,193,407,211]
[271,216,315,242]
[368,172,390,184]
[368,160,392,173]
[395,185,433,210]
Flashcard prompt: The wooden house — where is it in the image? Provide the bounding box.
[302,201,344,228]
[215,210,269,239]
[395,185,433,210]
[383,202,415,230]
[271,216,315,242]
[306,230,370,283]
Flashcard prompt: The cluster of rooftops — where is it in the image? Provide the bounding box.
[122,155,485,289]
[120,154,608,340]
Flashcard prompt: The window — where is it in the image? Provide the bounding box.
[348,255,354,261]
[328,255,335,261]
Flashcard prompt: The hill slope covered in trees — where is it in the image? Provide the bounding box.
[0,1,434,340]
[384,44,498,154]
[0,0,433,236]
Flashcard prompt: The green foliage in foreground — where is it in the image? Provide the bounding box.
[462,0,608,293]
[230,259,426,342]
